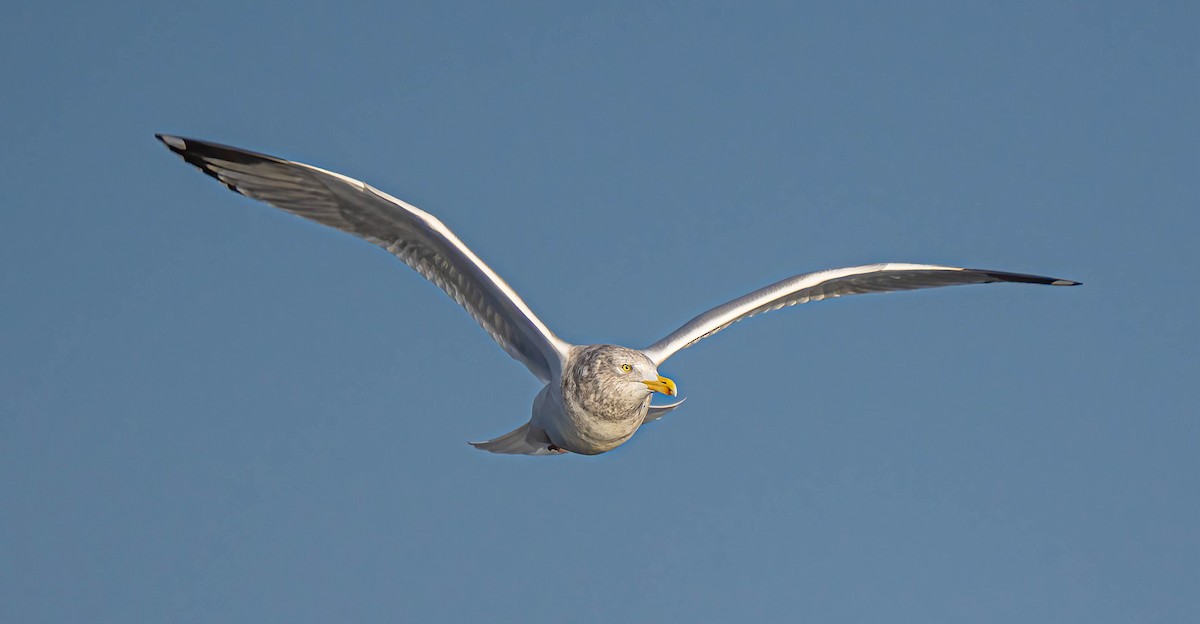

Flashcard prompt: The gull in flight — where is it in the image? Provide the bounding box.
[157,135,1079,456]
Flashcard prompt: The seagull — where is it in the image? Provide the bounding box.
[156,135,1079,456]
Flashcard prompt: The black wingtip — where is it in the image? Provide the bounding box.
[155,133,185,152]
[153,134,288,166]
[975,269,1083,287]
[154,133,248,196]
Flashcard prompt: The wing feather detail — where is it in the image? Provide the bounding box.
[157,134,571,382]
[641,263,1079,365]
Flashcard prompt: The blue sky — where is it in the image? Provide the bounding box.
[2,2,1197,622]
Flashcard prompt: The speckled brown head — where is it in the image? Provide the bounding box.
[561,345,677,423]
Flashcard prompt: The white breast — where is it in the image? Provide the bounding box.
[532,385,647,455]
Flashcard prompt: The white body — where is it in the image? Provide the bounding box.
[532,382,646,455]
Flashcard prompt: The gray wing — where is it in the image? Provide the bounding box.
[643,398,687,425]
[641,263,1079,365]
[157,134,571,382]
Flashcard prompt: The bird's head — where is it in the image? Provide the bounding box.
[563,345,678,417]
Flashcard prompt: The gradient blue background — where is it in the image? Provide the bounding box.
[3,2,1197,622]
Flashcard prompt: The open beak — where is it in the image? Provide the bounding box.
[642,375,678,397]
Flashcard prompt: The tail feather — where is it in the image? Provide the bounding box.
[469,423,560,456]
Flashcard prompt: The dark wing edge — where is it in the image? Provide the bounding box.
[156,134,573,382]
[641,263,1079,365]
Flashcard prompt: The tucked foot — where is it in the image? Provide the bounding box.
[547,444,569,454]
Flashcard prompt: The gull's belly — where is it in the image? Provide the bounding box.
[532,384,647,455]
[556,410,643,455]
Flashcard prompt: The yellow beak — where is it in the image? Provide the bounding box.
[642,375,678,397]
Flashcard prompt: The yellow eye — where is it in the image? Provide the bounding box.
[620,363,633,373]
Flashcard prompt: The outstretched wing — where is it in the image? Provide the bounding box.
[641,263,1079,365]
[157,134,572,382]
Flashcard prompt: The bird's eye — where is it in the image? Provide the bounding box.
[620,363,633,373]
